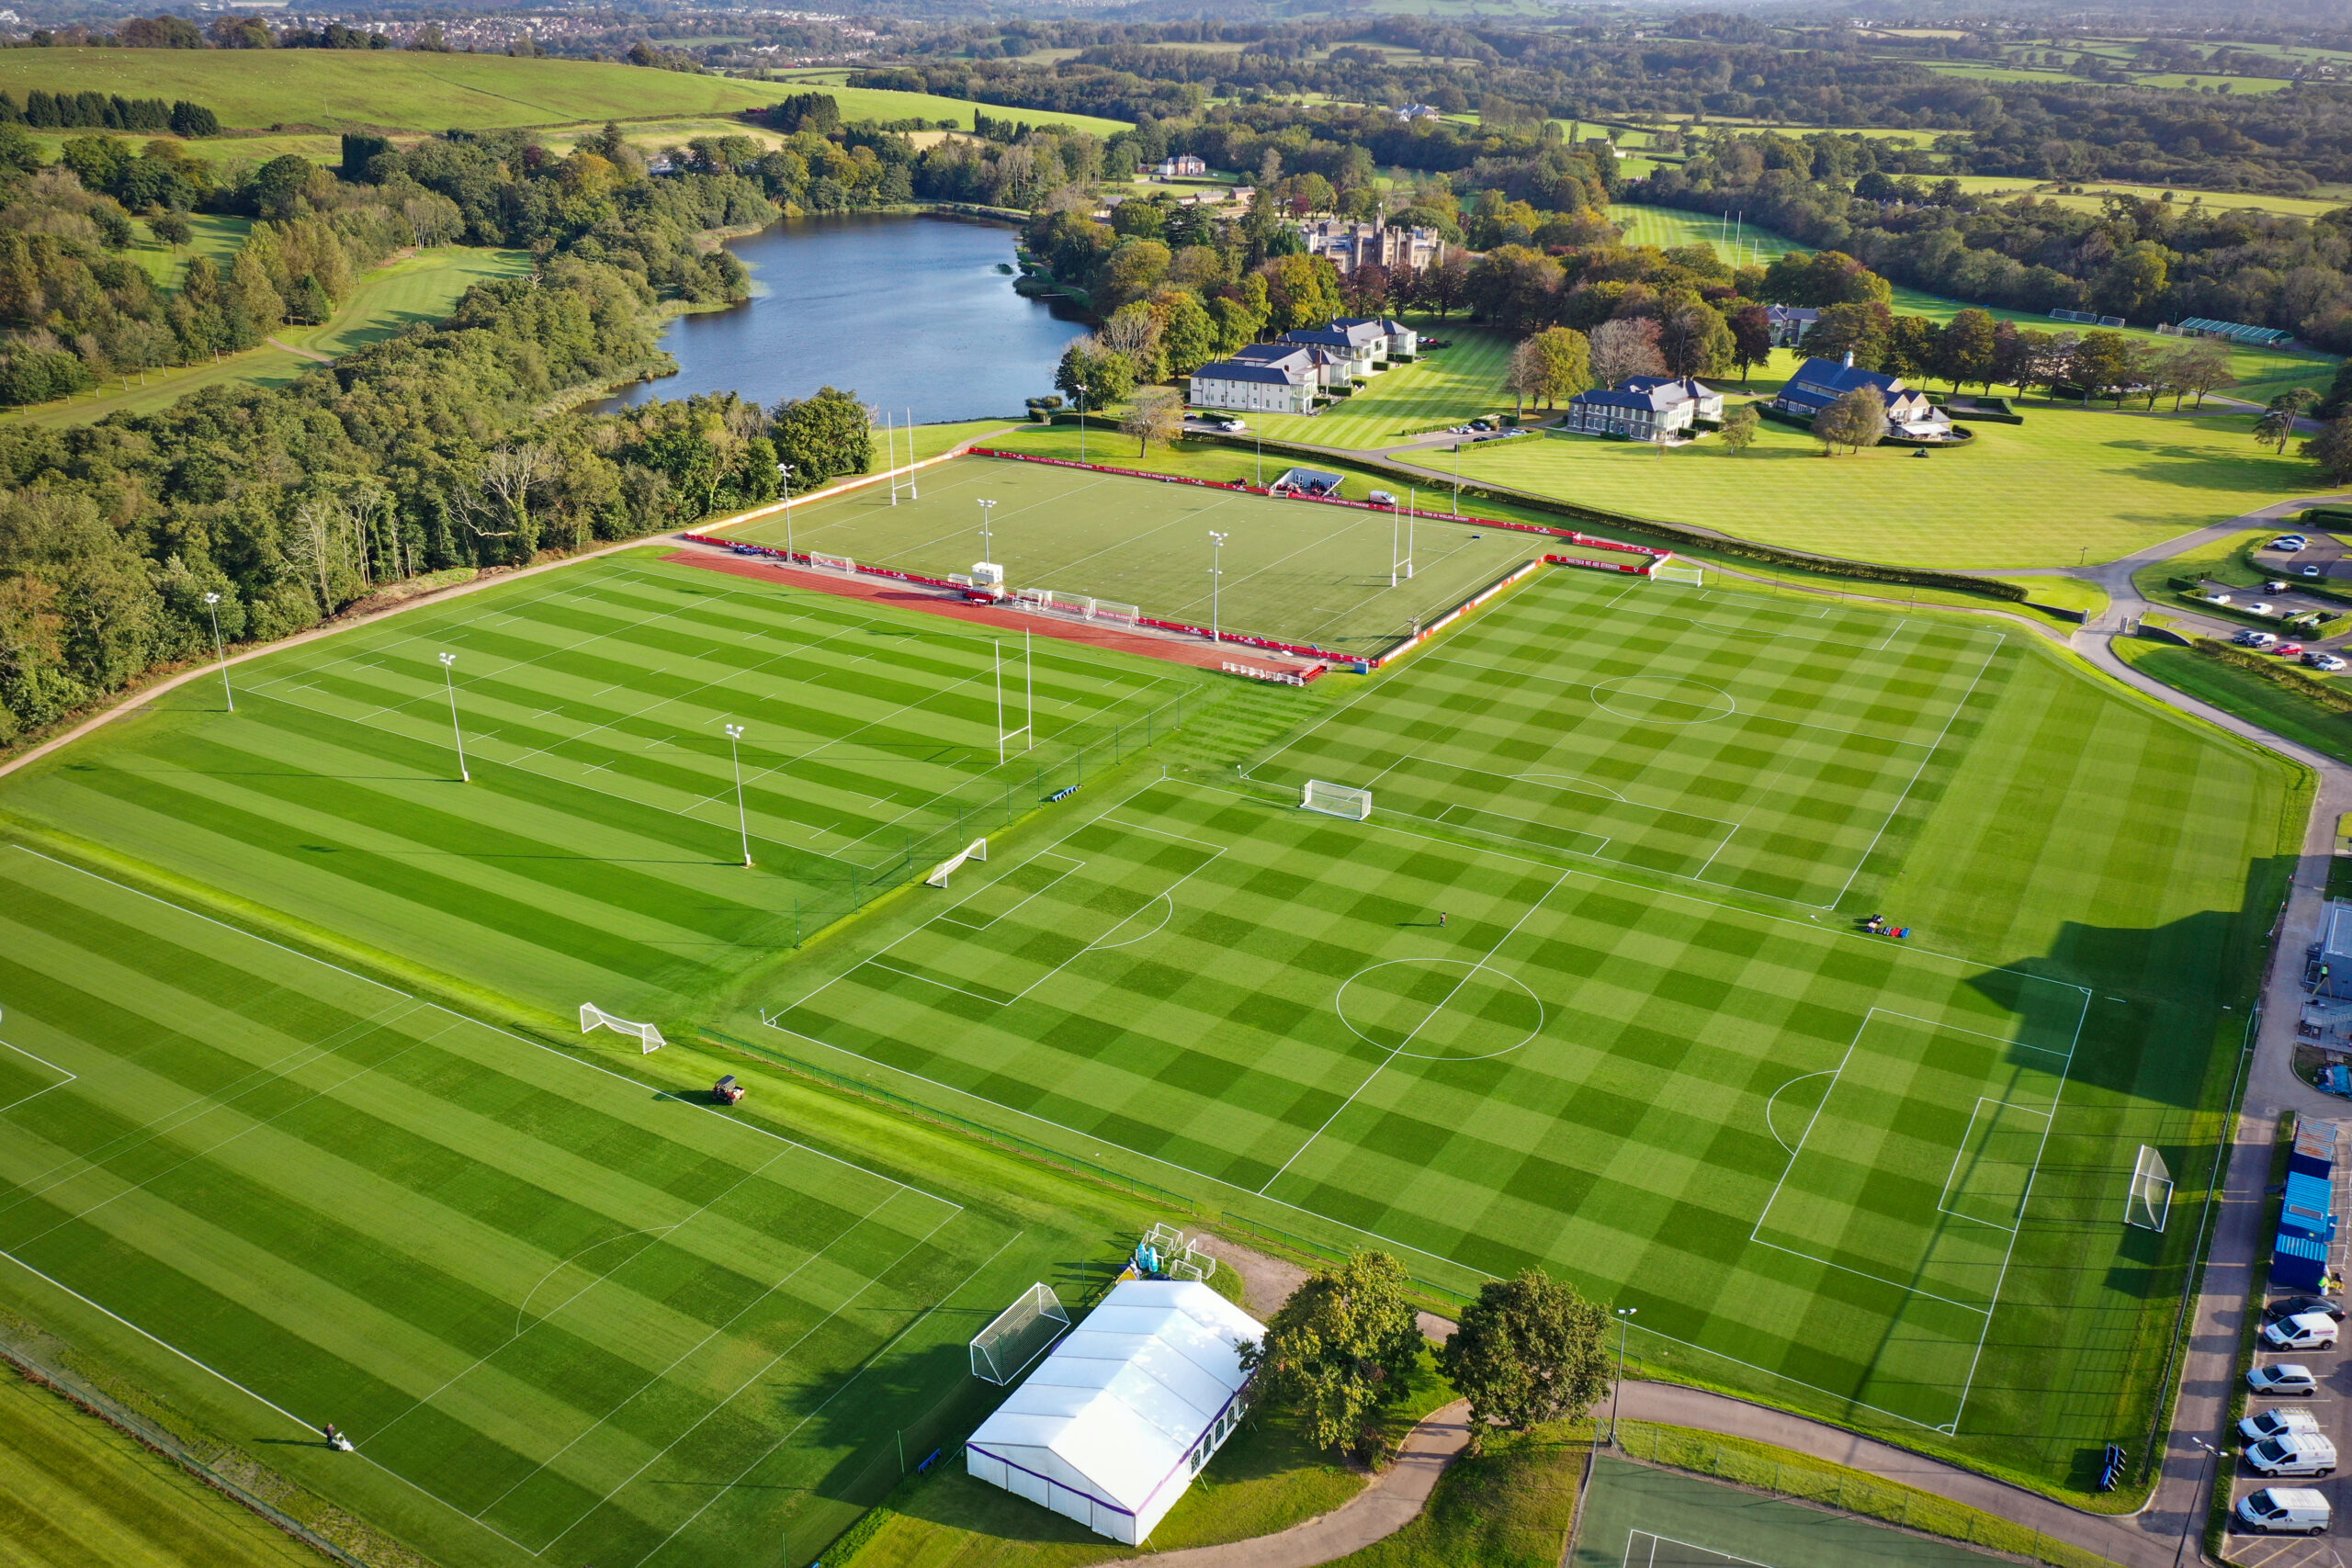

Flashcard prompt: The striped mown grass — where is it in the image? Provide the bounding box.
[762,565,2296,1488]
[1246,328,1517,451]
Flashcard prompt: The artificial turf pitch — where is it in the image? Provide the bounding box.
[732,453,1551,658]
[765,566,2295,1476]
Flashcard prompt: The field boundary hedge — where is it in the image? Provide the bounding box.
[2192,637,2352,712]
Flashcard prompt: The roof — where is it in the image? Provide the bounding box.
[1571,386,1683,412]
[1333,316,1412,335]
[1193,360,1307,386]
[1774,355,1921,413]
[1765,304,1820,321]
[1620,375,1718,400]
[1283,321,1387,349]
[1230,342,1319,366]
[1277,468,1345,490]
[967,1280,1263,1521]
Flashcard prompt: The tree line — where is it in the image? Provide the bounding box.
[0,90,220,137]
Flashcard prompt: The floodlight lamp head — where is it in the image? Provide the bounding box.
[204,591,220,604]
[439,651,456,668]
[726,723,745,740]
[1618,1306,1637,1317]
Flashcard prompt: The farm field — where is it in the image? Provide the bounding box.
[0,551,1213,1021]
[760,564,2290,1483]
[20,128,346,168]
[1940,176,2352,221]
[1450,402,2319,569]
[0,845,1103,1568]
[0,244,531,428]
[733,453,1563,655]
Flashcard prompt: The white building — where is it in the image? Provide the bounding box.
[1152,153,1207,177]
[966,1280,1265,1545]
[1293,219,1446,276]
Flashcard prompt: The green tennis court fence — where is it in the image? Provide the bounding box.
[1614,1423,2129,1568]
[698,1028,1199,1213]
[0,1335,380,1568]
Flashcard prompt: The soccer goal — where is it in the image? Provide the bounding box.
[971,1282,1071,1384]
[581,1002,665,1054]
[1649,560,1705,586]
[1094,601,1139,627]
[2125,1145,2174,1232]
[927,837,989,887]
[808,551,855,576]
[1303,780,1373,820]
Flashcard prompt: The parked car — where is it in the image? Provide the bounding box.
[2265,1313,2341,1351]
[2247,602,2278,616]
[2278,644,2306,657]
[2250,1364,2322,1396]
[2306,566,2326,578]
[2272,536,2311,551]
[2269,580,2294,592]
[1368,491,1398,505]
[1467,418,1496,431]
[2244,1407,2326,1444]
[2238,1487,2332,1535]
[2312,654,2348,672]
[2248,1433,2339,1477]
[2269,1295,2346,1322]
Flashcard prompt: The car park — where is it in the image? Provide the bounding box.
[2249,1433,2340,1477]
[2245,1407,2326,1443]
[2265,1314,2341,1351]
[2251,1364,2323,1396]
[2273,1296,2349,1322]
[2241,1487,2334,1534]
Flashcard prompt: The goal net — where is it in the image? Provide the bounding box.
[2125,1145,2173,1232]
[1094,601,1139,627]
[808,551,855,576]
[1649,561,1704,586]
[926,837,988,887]
[581,1002,665,1054]
[1303,780,1372,820]
[971,1282,1070,1384]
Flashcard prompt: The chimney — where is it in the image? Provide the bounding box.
[1843,351,1854,368]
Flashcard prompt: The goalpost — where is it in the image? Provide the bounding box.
[1303,780,1373,820]
[1093,601,1139,627]
[970,1282,1070,1384]
[2124,1145,2173,1232]
[1649,560,1705,586]
[808,551,855,576]
[927,837,988,887]
[581,1002,665,1054]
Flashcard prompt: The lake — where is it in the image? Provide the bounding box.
[601,211,1089,422]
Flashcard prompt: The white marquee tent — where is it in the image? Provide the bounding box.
[964,1279,1265,1544]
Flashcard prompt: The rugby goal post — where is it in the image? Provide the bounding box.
[1649,560,1704,586]
[1303,780,1372,820]
[581,1002,665,1054]
[2125,1145,2173,1232]
[927,837,988,887]
[971,1282,1070,1384]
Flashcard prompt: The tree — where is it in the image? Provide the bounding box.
[1241,1251,1424,1460]
[1055,336,1135,410]
[2305,415,2352,484]
[1505,336,1543,422]
[1158,292,1217,378]
[2256,388,2320,455]
[2069,330,2135,403]
[1937,308,1997,392]
[1719,402,1760,455]
[2170,340,2234,409]
[1464,245,1563,336]
[1661,303,1732,378]
[1726,304,1773,389]
[149,212,192,248]
[769,385,871,488]
[1121,387,1184,455]
[1807,302,1894,371]
[1259,253,1343,333]
[1419,255,1469,321]
[1758,249,1891,308]
[1436,1269,1610,1454]
[1528,326,1593,409]
[1814,385,1888,456]
[1589,318,1666,390]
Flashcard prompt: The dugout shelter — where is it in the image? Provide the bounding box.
[964,1280,1263,1544]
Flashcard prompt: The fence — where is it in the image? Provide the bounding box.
[0,1335,380,1568]
[1614,1423,2128,1568]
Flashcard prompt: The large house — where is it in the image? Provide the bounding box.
[1152,153,1207,178]
[1562,376,1721,439]
[1770,354,1953,438]
[1763,305,1820,347]
[1190,353,1318,414]
[1292,219,1446,276]
[1278,319,1393,381]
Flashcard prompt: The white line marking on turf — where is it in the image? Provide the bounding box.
[1830,635,2007,908]
[1258,865,1576,1195]
[1761,1068,1838,1155]
[0,1040,76,1116]
[1935,1096,2053,1234]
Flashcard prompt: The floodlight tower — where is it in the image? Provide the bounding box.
[438,652,469,783]
[1207,531,1228,646]
[202,591,233,711]
[725,722,752,867]
[1075,382,1088,464]
[978,498,998,560]
[1610,1306,1636,1445]
[776,462,795,555]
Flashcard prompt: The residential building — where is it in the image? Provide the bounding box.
[1279,319,1393,380]
[1233,340,1347,387]
[1770,354,1954,438]
[1292,219,1446,276]
[1562,376,1721,439]
[1394,103,1442,121]
[1763,305,1820,347]
[1152,153,1207,178]
[1190,357,1317,415]
[1333,315,1418,359]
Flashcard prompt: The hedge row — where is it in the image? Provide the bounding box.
[1161,425,2029,604]
[2193,637,2352,714]
[1756,403,1979,450]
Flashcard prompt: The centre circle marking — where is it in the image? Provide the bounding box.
[1335,959,1544,1061]
[1589,674,1736,725]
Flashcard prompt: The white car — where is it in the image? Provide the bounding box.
[2306,566,2326,578]
[2239,630,2279,648]
[2247,602,2278,617]
[2248,1433,2339,1477]
[2274,536,2310,552]
[2269,581,2294,592]
[2245,1407,2325,1444]
[1368,491,1398,505]
[2240,1486,2332,1535]
[2207,592,2234,604]
[2251,1364,2322,1396]
[2312,654,2348,672]
[2266,1313,2341,1351]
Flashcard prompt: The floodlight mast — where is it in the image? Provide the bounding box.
[438,652,469,782]
[776,462,794,555]
[202,591,233,712]
[978,498,997,562]
[725,723,752,867]
[1610,1306,1636,1444]
[1208,531,1228,645]
[1075,383,1088,464]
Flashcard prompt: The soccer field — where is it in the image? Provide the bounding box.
[0,847,1046,1568]
[763,566,2296,1475]
[0,553,1211,1021]
[733,454,1553,656]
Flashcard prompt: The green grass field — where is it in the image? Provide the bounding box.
[1611,203,1801,269]
[123,212,250,292]
[0,843,1158,1568]
[762,564,2293,1483]
[1448,403,2321,569]
[0,551,1213,1022]
[0,1368,327,1568]
[731,453,1562,656]
[1574,1455,2017,1568]
[1244,330,1518,451]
